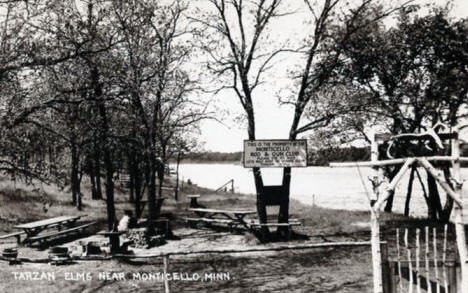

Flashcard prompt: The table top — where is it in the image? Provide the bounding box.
[14,215,83,230]
[189,208,256,215]
[187,194,200,198]
[97,231,125,236]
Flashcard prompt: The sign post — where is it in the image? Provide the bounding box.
[243,139,308,239]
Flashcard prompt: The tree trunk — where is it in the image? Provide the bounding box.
[76,163,83,210]
[254,167,267,233]
[277,167,291,236]
[146,154,157,235]
[128,148,135,203]
[48,146,55,176]
[157,164,165,215]
[70,140,78,207]
[93,64,115,230]
[426,170,442,220]
[129,170,135,202]
[404,166,416,216]
[89,170,97,199]
[175,153,181,201]
[132,154,143,218]
[439,167,454,223]
[246,110,268,235]
[88,154,99,200]
[103,145,115,230]
[383,167,400,213]
[93,142,103,200]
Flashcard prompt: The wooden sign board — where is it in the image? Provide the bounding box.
[243,140,307,168]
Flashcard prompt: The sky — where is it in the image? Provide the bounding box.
[197,0,468,152]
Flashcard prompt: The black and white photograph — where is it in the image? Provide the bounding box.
[0,0,467,292]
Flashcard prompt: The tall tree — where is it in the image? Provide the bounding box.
[197,0,406,236]
[338,5,468,220]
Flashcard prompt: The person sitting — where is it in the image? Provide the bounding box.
[117,210,136,232]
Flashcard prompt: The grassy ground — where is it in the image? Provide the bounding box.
[0,176,458,292]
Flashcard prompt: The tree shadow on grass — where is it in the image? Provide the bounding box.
[251,229,310,243]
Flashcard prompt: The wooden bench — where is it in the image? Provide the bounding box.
[0,231,26,244]
[248,218,301,226]
[184,217,241,231]
[249,222,302,229]
[27,222,96,245]
[185,217,235,224]
[188,208,256,231]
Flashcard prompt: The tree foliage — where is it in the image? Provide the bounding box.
[0,0,207,231]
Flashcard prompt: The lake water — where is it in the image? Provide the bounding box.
[176,163,468,217]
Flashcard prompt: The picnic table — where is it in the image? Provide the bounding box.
[187,208,256,230]
[187,194,201,208]
[13,215,91,245]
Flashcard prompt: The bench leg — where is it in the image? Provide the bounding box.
[190,199,197,208]
[188,220,196,228]
[15,235,21,244]
[261,229,266,243]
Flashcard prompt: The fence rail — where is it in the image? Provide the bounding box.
[215,179,234,193]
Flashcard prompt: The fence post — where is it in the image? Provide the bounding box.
[381,242,392,293]
[447,263,457,293]
[371,131,383,293]
[371,209,383,293]
[163,256,170,293]
[451,128,468,293]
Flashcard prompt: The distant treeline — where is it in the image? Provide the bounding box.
[183,152,243,163]
[307,147,370,166]
[185,145,468,166]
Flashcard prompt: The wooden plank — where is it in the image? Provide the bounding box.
[14,215,83,229]
[184,218,234,224]
[0,231,25,239]
[416,229,421,293]
[189,208,256,215]
[248,222,301,227]
[249,218,300,222]
[163,256,170,293]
